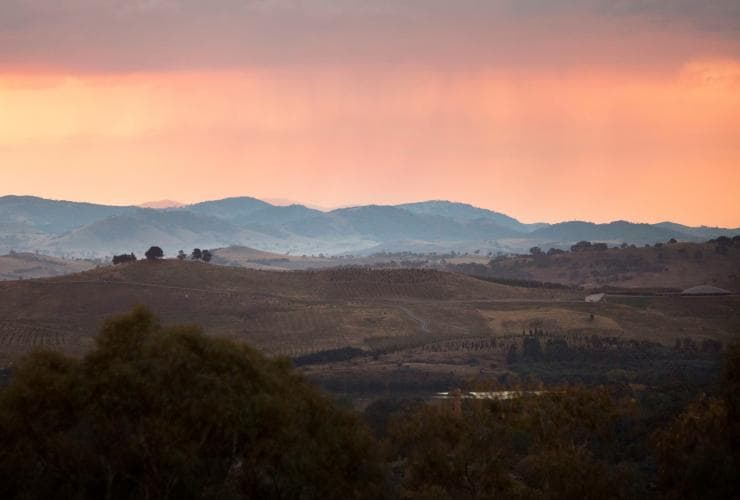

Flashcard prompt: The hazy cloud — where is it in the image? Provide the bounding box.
[0,0,738,72]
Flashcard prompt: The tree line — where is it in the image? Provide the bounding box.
[112,247,213,265]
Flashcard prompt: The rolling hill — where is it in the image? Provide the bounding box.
[42,209,279,257]
[481,240,740,291]
[211,239,740,293]
[529,220,689,246]
[1,195,738,258]
[0,252,96,281]
[0,260,561,363]
[0,261,737,396]
[0,195,134,233]
[397,200,544,232]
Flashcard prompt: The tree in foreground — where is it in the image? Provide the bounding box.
[144,246,164,260]
[0,307,384,499]
[176,250,187,260]
[652,340,740,499]
[191,248,202,260]
[201,249,212,262]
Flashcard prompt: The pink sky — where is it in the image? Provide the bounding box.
[1,1,739,226]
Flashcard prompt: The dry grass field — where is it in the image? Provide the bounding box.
[211,246,333,271]
[0,260,736,386]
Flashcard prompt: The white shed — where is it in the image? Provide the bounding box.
[585,293,606,303]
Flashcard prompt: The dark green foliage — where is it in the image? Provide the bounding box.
[506,344,519,364]
[0,307,384,499]
[724,341,740,455]
[649,341,740,498]
[710,236,732,246]
[521,335,543,362]
[388,388,638,499]
[293,346,367,366]
[177,250,187,260]
[467,273,574,290]
[508,333,723,388]
[144,246,164,260]
[189,248,212,262]
[570,240,593,252]
[112,252,136,264]
[652,397,737,500]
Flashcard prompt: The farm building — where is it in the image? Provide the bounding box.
[585,293,606,303]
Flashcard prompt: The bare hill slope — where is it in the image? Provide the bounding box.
[0,260,737,374]
[0,252,96,281]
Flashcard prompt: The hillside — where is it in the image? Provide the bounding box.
[42,209,278,257]
[482,240,740,291]
[0,252,96,281]
[0,195,134,233]
[397,200,542,232]
[212,245,336,270]
[529,220,689,246]
[0,261,737,388]
[212,245,442,271]
[0,261,555,362]
[214,239,740,293]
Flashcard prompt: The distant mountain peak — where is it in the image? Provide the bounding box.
[1,194,738,258]
[138,200,184,209]
[263,198,331,211]
[396,200,529,232]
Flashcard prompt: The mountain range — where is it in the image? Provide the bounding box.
[1,195,737,258]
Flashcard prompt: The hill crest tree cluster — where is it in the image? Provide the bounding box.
[113,247,214,264]
[188,248,212,262]
[111,253,136,265]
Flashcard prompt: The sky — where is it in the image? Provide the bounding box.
[1,1,739,226]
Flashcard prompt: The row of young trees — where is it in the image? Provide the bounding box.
[112,247,212,264]
[0,307,737,499]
